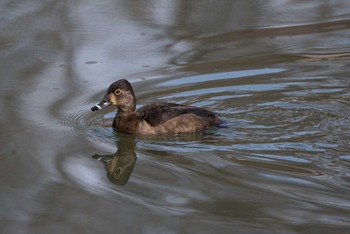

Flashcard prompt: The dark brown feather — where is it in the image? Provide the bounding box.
[138,102,220,127]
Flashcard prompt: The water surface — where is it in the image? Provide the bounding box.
[1,1,350,233]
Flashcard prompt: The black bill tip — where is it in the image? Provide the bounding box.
[91,105,101,112]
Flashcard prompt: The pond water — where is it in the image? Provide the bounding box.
[1,1,350,233]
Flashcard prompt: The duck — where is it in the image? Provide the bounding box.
[91,79,221,135]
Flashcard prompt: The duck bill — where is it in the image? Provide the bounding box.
[91,94,112,111]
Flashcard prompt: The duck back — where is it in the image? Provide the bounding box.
[138,102,220,127]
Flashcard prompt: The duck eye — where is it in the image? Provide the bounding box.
[114,89,122,95]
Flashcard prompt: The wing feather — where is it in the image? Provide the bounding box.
[137,102,219,127]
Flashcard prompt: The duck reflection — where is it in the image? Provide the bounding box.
[92,135,137,185]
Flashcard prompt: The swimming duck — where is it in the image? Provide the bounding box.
[91,79,221,135]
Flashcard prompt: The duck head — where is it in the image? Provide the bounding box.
[91,79,136,114]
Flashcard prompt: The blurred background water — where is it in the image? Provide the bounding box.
[1,1,350,233]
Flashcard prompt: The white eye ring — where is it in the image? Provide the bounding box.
[114,89,121,95]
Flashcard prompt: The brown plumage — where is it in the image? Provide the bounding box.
[91,79,221,135]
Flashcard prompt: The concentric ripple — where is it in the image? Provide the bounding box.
[59,106,117,145]
[53,63,350,228]
[64,69,349,180]
[63,69,350,168]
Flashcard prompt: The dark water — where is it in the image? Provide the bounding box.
[1,1,350,233]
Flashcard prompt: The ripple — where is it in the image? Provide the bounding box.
[59,108,92,132]
[60,69,350,223]
[58,105,116,146]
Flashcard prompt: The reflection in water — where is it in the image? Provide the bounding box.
[92,134,137,185]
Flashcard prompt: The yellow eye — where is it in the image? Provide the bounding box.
[114,89,121,95]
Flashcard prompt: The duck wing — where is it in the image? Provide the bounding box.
[137,102,219,127]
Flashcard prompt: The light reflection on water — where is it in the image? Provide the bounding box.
[156,68,285,86]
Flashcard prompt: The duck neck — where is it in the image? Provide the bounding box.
[118,106,135,118]
[117,95,136,118]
